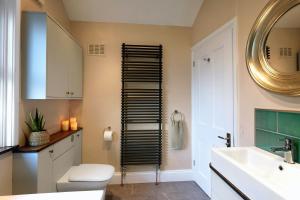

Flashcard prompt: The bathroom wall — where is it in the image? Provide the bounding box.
[192,0,300,146]
[19,0,73,145]
[236,0,300,146]
[192,0,237,45]
[70,22,192,171]
[255,109,300,163]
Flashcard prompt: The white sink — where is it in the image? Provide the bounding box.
[212,147,300,200]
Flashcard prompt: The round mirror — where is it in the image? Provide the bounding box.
[266,4,300,74]
[246,0,300,96]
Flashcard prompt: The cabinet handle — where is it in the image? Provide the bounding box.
[70,92,74,95]
[77,134,80,137]
[49,150,54,153]
[66,91,70,95]
[71,135,74,142]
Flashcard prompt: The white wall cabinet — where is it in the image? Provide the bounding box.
[22,12,83,99]
[13,130,82,194]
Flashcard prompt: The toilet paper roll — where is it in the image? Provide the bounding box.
[104,130,113,141]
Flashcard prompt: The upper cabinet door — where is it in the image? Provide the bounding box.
[46,17,69,98]
[22,12,83,99]
[68,38,83,98]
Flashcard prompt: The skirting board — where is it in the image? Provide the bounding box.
[110,169,193,185]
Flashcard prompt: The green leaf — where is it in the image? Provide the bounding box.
[25,108,46,132]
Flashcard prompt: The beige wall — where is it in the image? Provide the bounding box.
[236,0,300,146]
[0,153,12,195]
[70,22,192,171]
[192,0,300,146]
[20,0,72,145]
[192,0,237,45]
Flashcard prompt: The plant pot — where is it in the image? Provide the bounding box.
[28,131,50,147]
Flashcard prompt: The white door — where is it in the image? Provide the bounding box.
[192,23,235,197]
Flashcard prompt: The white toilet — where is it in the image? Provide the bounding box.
[57,164,114,193]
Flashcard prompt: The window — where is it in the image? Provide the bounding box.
[0,0,20,147]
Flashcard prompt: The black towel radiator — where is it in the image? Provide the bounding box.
[121,43,163,185]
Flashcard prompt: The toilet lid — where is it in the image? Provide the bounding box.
[68,164,115,182]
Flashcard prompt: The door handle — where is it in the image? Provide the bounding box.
[218,133,231,147]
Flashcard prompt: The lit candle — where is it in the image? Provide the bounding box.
[70,122,78,131]
[62,120,70,131]
[70,117,77,123]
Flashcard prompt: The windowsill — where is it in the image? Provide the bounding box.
[0,146,16,156]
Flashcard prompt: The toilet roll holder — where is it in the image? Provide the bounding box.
[104,126,113,141]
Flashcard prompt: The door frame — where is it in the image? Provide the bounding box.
[191,17,238,180]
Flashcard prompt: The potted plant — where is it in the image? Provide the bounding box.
[25,109,49,146]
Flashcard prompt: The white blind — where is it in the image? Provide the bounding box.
[0,0,20,147]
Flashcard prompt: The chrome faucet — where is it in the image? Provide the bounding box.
[271,138,295,164]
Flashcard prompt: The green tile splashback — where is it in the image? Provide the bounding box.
[278,112,300,138]
[255,110,277,131]
[255,109,300,163]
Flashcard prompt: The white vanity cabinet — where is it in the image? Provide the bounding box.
[73,131,82,165]
[211,171,242,200]
[22,12,83,99]
[13,130,82,195]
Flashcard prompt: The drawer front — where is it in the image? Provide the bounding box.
[53,134,75,159]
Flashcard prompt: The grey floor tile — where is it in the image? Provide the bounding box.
[106,181,210,200]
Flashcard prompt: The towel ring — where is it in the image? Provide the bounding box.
[170,110,184,122]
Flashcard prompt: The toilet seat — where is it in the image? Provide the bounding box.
[56,164,114,192]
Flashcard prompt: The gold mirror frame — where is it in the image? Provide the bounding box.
[246,0,300,96]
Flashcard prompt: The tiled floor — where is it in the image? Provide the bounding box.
[106,181,210,200]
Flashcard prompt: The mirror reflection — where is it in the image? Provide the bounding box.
[266,5,300,73]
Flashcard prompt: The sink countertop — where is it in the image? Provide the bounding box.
[0,190,104,200]
[211,146,300,200]
[15,128,82,153]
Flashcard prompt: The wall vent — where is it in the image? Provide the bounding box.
[280,48,292,57]
[88,44,105,56]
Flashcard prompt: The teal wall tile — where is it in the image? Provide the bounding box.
[255,129,284,151]
[255,109,300,163]
[278,112,300,138]
[255,109,277,131]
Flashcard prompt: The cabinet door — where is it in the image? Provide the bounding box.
[37,145,54,193]
[74,131,82,165]
[53,147,75,191]
[46,17,69,98]
[68,39,83,98]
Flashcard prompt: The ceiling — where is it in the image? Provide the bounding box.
[62,0,203,27]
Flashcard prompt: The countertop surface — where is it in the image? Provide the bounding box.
[0,190,103,200]
[15,128,82,153]
[0,146,16,155]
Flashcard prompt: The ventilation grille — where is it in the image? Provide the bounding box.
[280,48,292,57]
[88,44,105,56]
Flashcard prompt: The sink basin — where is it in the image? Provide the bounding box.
[211,147,300,200]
